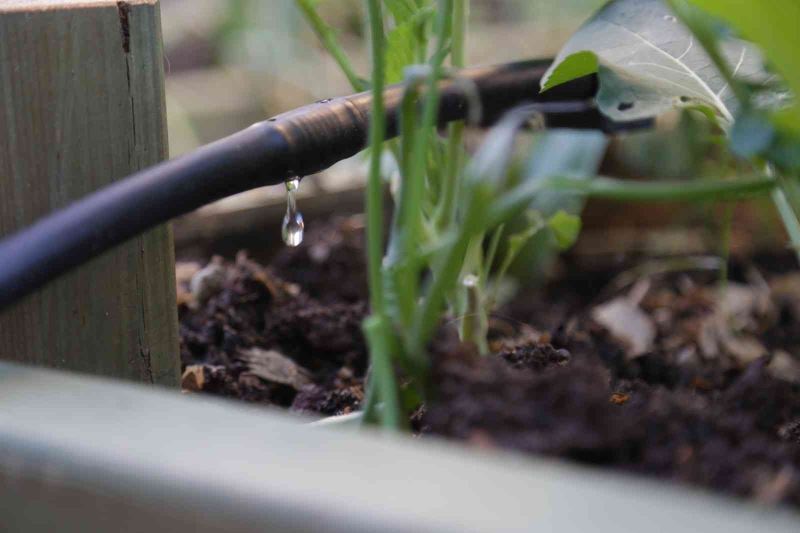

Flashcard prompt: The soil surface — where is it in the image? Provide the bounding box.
[178,216,800,508]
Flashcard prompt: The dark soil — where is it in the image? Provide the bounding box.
[178,216,800,508]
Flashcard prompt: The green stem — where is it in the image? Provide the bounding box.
[362,315,403,430]
[398,0,453,253]
[567,176,775,202]
[361,0,405,429]
[365,0,387,314]
[771,186,800,263]
[437,123,465,230]
[361,369,379,424]
[488,176,775,232]
[435,0,467,231]
[458,234,488,354]
[412,231,471,353]
[388,0,454,359]
[411,187,490,353]
[484,224,504,280]
[296,0,366,92]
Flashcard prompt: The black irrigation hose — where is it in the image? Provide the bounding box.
[0,59,650,311]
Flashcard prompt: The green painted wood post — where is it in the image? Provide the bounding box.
[0,0,179,385]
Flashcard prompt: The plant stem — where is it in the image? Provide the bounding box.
[436,0,467,231]
[488,176,775,231]
[459,235,488,354]
[386,0,454,359]
[568,176,775,202]
[397,0,453,252]
[718,202,734,288]
[362,315,402,430]
[295,0,366,92]
[771,187,800,263]
[365,0,387,315]
[360,0,405,428]
[484,224,504,278]
[412,187,490,353]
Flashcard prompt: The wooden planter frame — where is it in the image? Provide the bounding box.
[1,360,799,532]
[0,2,798,531]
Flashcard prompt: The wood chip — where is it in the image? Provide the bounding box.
[609,392,630,405]
[755,466,795,505]
[181,365,206,392]
[190,256,226,304]
[237,347,312,390]
[698,283,769,364]
[768,350,800,384]
[592,283,656,358]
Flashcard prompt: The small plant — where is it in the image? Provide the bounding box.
[544,0,800,258]
[297,0,793,429]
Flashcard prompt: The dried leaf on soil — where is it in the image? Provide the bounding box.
[181,365,206,392]
[592,281,656,358]
[697,282,770,363]
[190,256,227,304]
[237,347,312,390]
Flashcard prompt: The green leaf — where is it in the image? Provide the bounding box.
[686,0,800,134]
[385,20,417,83]
[492,211,545,295]
[540,51,598,92]
[507,211,545,254]
[542,0,764,124]
[384,0,418,23]
[295,0,367,91]
[547,211,582,250]
[384,7,434,84]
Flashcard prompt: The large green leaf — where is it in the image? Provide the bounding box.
[686,0,800,134]
[542,0,763,124]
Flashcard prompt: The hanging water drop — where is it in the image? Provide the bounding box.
[282,178,304,247]
[462,274,479,288]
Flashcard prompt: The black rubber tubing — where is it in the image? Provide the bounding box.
[0,59,648,311]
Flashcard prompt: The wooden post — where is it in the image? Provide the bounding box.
[0,0,179,386]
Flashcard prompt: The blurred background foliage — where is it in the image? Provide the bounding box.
[160,0,605,155]
[164,0,785,264]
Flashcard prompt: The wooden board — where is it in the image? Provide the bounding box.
[1,360,798,532]
[0,0,179,385]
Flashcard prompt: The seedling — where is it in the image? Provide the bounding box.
[297,0,795,429]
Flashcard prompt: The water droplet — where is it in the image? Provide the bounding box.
[462,274,479,288]
[663,15,676,22]
[316,98,332,104]
[282,178,304,247]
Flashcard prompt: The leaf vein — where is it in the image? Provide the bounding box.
[602,20,733,120]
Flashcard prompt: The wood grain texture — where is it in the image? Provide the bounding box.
[0,0,179,385]
[0,0,156,12]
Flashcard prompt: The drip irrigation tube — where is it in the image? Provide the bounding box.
[0,59,650,311]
